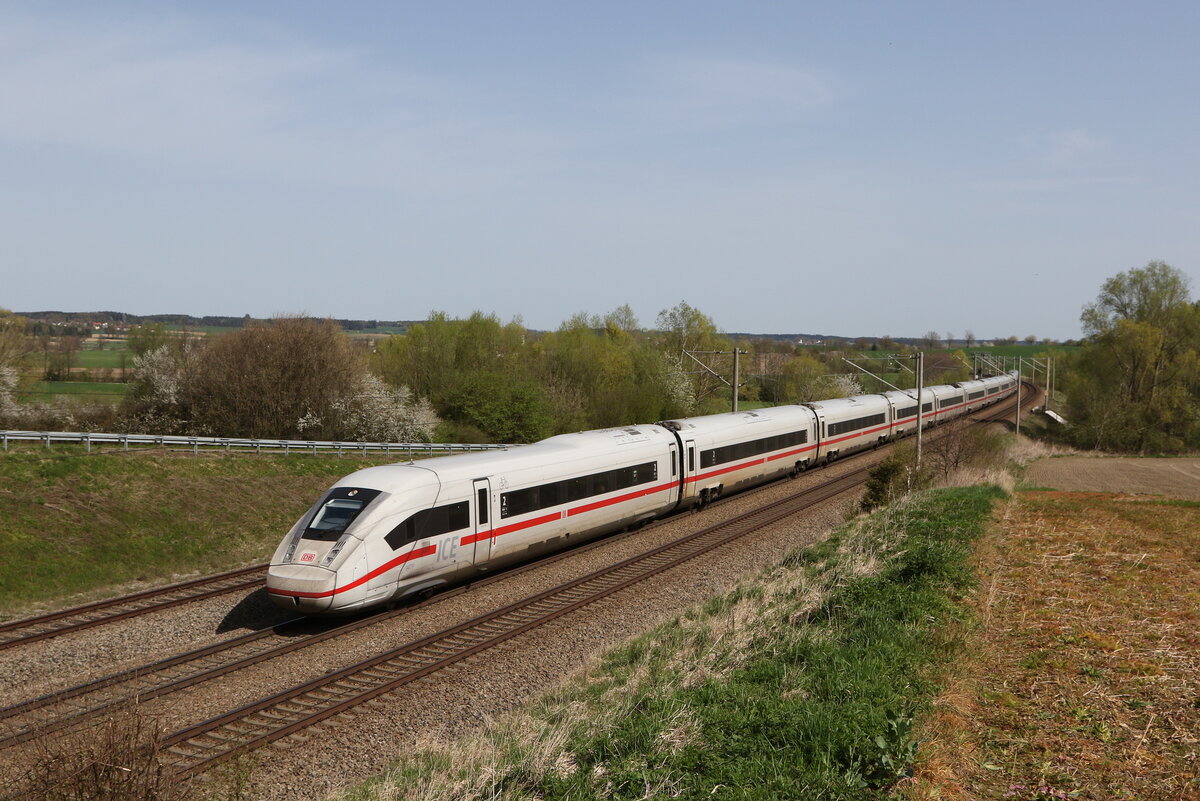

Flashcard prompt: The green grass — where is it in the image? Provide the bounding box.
[341,484,1006,801]
[19,381,129,403]
[165,324,240,335]
[74,346,132,369]
[966,344,1081,358]
[351,326,409,335]
[0,450,401,616]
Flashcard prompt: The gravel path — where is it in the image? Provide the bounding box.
[1025,456,1200,500]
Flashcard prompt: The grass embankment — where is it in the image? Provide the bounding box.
[340,485,1005,801]
[912,490,1200,800]
[0,449,397,618]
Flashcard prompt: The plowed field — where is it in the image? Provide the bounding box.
[1025,456,1200,500]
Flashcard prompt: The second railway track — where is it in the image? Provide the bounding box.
[0,565,268,652]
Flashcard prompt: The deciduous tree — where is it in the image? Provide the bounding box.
[181,317,366,439]
[1067,262,1200,452]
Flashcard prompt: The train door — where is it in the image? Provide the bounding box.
[814,412,828,462]
[667,441,680,505]
[472,478,493,564]
[684,439,697,500]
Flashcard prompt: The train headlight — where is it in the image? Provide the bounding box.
[283,539,299,563]
[321,534,352,567]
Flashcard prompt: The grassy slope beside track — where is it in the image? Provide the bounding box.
[339,485,1005,801]
[0,449,398,618]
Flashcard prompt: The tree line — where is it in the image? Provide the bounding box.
[13,276,1188,453]
[1066,261,1200,453]
[3,301,956,442]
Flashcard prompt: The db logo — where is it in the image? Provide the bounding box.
[300,552,317,563]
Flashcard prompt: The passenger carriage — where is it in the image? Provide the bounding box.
[881,389,928,438]
[660,405,819,506]
[805,394,893,463]
[267,425,680,613]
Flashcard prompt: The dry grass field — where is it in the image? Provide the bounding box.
[1026,457,1200,501]
[907,458,1199,801]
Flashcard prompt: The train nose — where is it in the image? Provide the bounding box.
[266,563,337,613]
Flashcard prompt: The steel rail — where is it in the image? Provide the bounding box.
[159,465,869,778]
[0,386,1034,759]
[0,493,733,749]
[0,565,268,652]
[0,386,1032,657]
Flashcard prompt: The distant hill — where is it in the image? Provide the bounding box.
[16,311,421,333]
[15,312,1045,347]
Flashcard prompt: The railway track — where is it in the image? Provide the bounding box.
[159,463,872,778]
[157,389,1039,777]
[0,565,268,652]
[1,385,1040,769]
[0,518,669,750]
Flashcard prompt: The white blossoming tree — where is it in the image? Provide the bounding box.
[327,374,441,443]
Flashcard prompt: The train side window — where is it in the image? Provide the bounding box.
[385,501,470,550]
[477,489,488,525]
[566,476,589,502]
[688,447,695,472]
[541,481,566,508]
[498,461,660,519]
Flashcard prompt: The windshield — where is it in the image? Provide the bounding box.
[301,487,381,541]
[311,499,363,531]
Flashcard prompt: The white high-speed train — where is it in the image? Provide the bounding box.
[266,372,1017,614]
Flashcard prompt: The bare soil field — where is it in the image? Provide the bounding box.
[908,488,1199,800]
[1025,456,1200,500]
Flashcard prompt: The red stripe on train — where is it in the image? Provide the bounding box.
[267,544,438,599]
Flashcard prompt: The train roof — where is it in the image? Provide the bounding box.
[331,424,675,491]
[804,394,890,413]
[660,405,816,435]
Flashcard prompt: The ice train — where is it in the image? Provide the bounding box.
[266,372,1018,614]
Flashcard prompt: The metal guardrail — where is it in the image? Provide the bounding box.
[0,430,513,457]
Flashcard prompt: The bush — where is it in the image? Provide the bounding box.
[860,444,919,512]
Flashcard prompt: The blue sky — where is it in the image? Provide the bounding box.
[2,2,1197,340]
